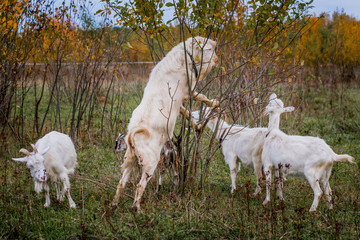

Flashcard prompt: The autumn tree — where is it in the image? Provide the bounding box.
[0,0,130,143]
[101,0,314,192]
[297,12,360,84]
[0,0,43,140]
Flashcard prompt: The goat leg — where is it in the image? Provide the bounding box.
[192,91,220,108]
[180,91,220,130]
[180,106,202,130]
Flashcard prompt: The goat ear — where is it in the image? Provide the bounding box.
[222,112,229,123]
[39,146,50,156]
[284,106,295,112]
[12,157,28,163]
[269,93,277,101]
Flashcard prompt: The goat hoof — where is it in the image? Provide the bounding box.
[253,190,261,196]
[309,207,317,212]
[262,200,269,206]
[110,200,119,209]
[110,203,118,208]
[131,204,141,213]
[276,196,284,201]
[211,100,220,107]
[103,205,116,217]
[327,202,333,210]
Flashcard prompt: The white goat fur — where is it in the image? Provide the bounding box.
[12,131,77,208]
[262,93,355,212]
[157,140,179,191]
[114,134,179,191]
[192,107,266,195]
[112,36,218,210]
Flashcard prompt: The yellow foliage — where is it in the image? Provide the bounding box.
[296,13,360,67]
[338,14,360,66]
[0,0,28,35]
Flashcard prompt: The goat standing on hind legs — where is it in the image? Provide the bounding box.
[111,36,219,211]
[114,134,179,192]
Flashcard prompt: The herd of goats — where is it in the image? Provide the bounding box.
[12,37,354,213]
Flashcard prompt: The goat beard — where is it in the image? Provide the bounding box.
[34,180,44,194]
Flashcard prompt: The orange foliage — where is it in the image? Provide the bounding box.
[337,14,360,66]
[0,0,27,35]
[297,12,360,67]
[33,14,78,62]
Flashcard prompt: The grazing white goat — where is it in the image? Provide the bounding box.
[157,140,179,191]
[111,36,219,211]
[192,107,267,195]
[114,133,127,154]
[114,134,179,191]
[262,93,355,212]
[12,131,77,208]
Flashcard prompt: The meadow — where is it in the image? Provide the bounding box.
[0,76,359,239]
[1,0,360,238]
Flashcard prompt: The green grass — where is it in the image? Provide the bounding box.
[0,84,359,239]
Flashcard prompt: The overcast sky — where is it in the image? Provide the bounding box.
[72,0,360,22]
[311,0,360,19]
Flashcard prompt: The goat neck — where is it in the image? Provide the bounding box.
[206,117,231,140]
[266,112,281,136]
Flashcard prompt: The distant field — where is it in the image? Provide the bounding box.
[0,83,359,239]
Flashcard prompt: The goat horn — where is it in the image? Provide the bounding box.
[19,148,31,156]
[30,144,38,153]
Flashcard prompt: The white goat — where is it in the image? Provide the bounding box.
[262,93,355,212]
[114,133,127,154]
[114,134,179,191]
[111,36,219,211]
[12,131,77,208]
[192,107,267,195]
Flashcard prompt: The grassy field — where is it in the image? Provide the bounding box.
[0,84,359,239]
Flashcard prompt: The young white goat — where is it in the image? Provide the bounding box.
[157,140,180,191]
[12,131,77,208]
[111,37,218,211]
[114,134,179,192]
[114,133,127,154]
[262,93,355,212]
[192,107,267,195]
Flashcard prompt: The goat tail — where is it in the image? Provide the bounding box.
[334,154,355,164]
[127,127,151,149]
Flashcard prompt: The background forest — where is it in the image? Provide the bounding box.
[0,0,359,238]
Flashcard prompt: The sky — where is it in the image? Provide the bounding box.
[311,0,360,19]
[59,0,360,23]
